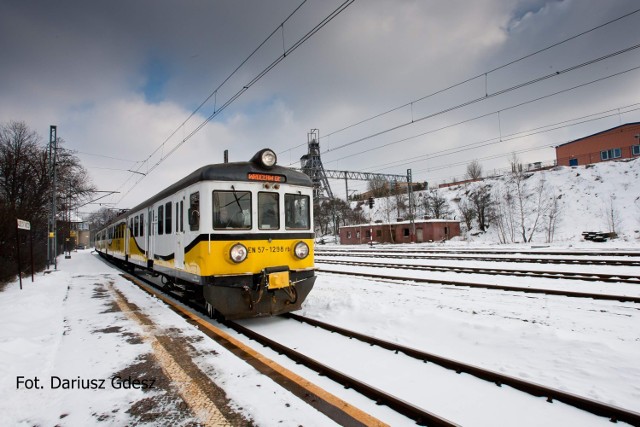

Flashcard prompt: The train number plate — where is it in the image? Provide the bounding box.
[268,271,290,289]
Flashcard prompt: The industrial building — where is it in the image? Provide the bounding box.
[555,122,640,166]
[339,219,460,245]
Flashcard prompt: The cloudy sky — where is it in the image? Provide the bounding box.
[1,0,639,212]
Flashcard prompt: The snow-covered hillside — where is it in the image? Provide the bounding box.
[358,157,640,244]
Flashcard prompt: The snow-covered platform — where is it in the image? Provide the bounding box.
[0,250,335,426]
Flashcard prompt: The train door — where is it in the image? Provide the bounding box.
[174,193,185,270]
[125,217,131,259]
[147,207,155,263]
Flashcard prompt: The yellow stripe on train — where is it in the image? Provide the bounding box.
[184,238,315,277]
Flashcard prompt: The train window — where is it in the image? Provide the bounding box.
[176,203,179,233]
[134,216,139,237]
[213,190,251,229]
[165,202,172,234]
[285,194,310,230]
[179,201,184,232]
[158,205,164,235]
[258,192,279,230]
[140,214,144,237]
[189,192,200,231]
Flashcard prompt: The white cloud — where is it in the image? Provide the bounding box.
[2,0,639,213]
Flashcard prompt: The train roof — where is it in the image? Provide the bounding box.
[105,159,312,224]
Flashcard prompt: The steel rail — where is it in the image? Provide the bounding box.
[315,250,640,266]
[316,248,640,258]
[224,319,459,427]
[285,313,640,425]
[317,258,640,284]
[114,269,392,427]
[317,269,640,303]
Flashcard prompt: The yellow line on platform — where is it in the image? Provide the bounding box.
[122,274,389,427]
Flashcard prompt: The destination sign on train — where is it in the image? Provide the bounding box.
[247,173,286,183]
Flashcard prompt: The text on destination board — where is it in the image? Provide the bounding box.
[247,173,285,182]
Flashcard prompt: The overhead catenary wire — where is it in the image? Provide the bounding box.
[323,8,640,141]
[278,7,640,156]
[325,63,640,182]
[319,43,640,158]
[135,0,310,172]
[114,0,355,206]
[367,103,640,174]
[315,62,640,170]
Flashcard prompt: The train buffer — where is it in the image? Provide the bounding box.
[582,231,617,242]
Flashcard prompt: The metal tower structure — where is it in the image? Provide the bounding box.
[300,129,334,201]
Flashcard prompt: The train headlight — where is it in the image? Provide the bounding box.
[261,149,277,168]
[293,241,309,259]
[230,243,248,263]
[251,148,277,169]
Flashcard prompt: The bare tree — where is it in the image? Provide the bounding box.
[391,181,407,219]
[456,197,476,233]
[426,189,451,219]
[603,195,620,235]
[367,176,389,198]
[492,186,516,244]
[379,197,396,243]
[493,168,558,243]
[465,159,483,180]
[314,200,331,236]
[470,184,493,232]
[0,121,95,282]
[509,152,523,174]
[545,194,562,243]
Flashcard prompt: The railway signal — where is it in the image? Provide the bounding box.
[368,197,374,209]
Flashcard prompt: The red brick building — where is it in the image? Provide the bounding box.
[555,122,640,166]
[339,220,460,245]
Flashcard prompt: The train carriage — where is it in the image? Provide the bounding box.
[95,149,316,319]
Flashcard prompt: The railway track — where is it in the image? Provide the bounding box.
[316,267,640,303]
[315,249,640,267]
[104,257,640,425]
[278,313,640,425]
[117,270,394,426]
[316,258,640,285]
[226,313,640,425]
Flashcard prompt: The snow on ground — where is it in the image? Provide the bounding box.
[352,157,640,243]
[0,251,337,426]
[303,266,640,413]
[1,244,639,425]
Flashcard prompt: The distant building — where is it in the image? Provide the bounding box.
[555,122,640,167]
[339,219,460,245]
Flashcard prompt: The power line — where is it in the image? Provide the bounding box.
[320,102,640,186]
[367,103,640,174]
[115,0,355,205]
[322,8,640,141]
[136,0,310,172]
[277,7,640,157]
[317,64,640,170]
[320,43,640,158]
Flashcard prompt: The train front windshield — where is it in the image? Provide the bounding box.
[213,190,251,229]
[285,194,310,230]
[212,190,310,230]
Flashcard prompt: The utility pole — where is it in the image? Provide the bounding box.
[47,126,58,270]
[407,169,416,242]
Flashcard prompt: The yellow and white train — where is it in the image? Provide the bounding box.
[95,149,316,319]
